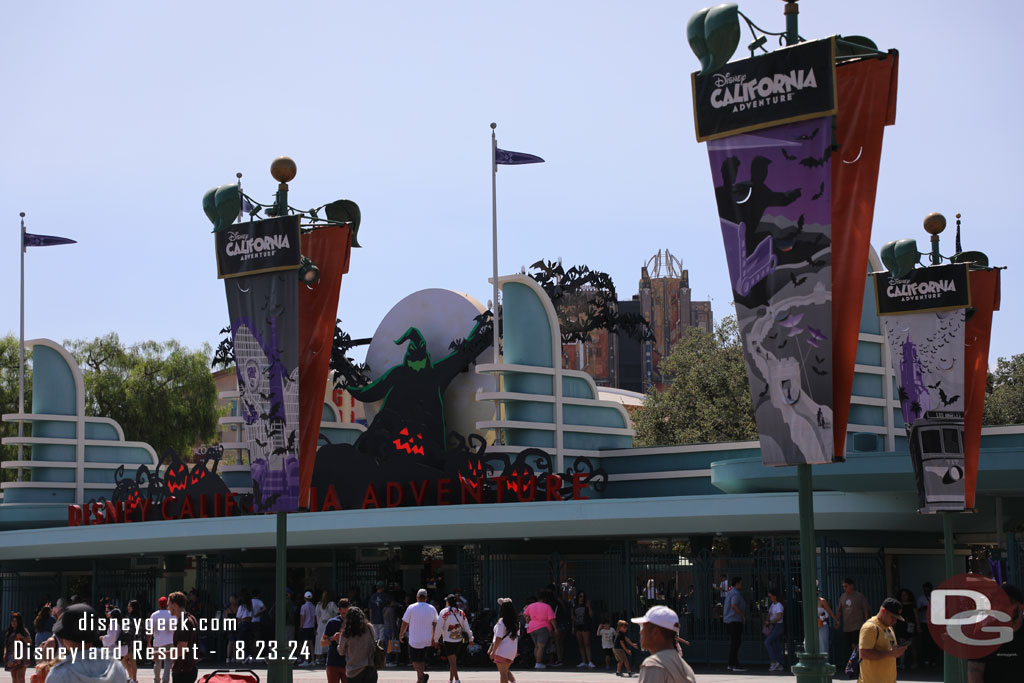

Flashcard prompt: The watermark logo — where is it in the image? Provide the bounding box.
[928,573,1016,659]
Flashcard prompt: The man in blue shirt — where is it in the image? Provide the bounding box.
[722,577,747,672]
[368,584,389,641]
[320,598,350,683]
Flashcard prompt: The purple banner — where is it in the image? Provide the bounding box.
[707,117,835,465]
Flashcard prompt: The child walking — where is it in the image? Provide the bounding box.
[612,620,637,677]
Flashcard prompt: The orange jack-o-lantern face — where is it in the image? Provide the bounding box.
[167,463,189,493]
[393,427,425,456]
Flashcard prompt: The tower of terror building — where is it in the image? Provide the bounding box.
[561,249,713,392]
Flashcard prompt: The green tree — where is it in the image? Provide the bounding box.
[65,334,220,457]
[984,353,1024,425]
[633,316,757,446]
[0,336,32,482]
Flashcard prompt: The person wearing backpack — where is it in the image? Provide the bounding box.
[857,598,908,683]
[434,594,473,683]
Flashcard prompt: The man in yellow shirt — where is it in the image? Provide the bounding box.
[858,598,909,683]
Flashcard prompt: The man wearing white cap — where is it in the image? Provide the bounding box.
[299,591,316,667]
[630,606,696,683]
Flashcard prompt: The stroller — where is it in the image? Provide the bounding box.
[202,670,259,683]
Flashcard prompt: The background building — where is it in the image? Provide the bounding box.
[561,249,713,392]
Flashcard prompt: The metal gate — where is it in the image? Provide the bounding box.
[819,537,885,666]
[334,558,397,603]
[1008,533,1024,587]
[629,539,802,666]
[94,567,159,613]
[0,570,63,624]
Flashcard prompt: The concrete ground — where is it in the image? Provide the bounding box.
[0,662,946,682]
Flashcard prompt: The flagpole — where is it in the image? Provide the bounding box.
[18,213,25,482]
[490,122,500,365]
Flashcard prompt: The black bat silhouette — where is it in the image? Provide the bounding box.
[796,214,805,232]
[767,332,779,340]
[927,380,942,389]
[807,257,827,268]
[781,148,797,160]
[254,438,268,448]
[800,147,833,168]
[796,128,819,141]
[790,273,808,286]
[815,355,825,364]
[778,338,789,349]
[811,182,825,200]
[938,388,961,406]
[811,366,828,375]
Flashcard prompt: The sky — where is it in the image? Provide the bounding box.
[3,1,1022,367]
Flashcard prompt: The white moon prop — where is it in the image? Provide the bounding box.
[363,288,496,442]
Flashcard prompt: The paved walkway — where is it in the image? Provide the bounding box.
[0,663,946,682]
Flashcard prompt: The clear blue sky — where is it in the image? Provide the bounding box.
[3,1,1021,366]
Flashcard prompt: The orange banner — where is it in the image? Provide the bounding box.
[298,226,353,509]
[963,268,1001,509]
[831,54,899,459]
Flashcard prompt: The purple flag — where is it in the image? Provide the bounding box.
[495,148,544,165]
[24,232,76,248]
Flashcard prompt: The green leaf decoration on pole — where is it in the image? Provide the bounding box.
[687,3,740,75]
[324,199,363,247]
[202,183,242,233]
[880,238,920,278]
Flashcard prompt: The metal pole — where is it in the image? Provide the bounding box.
[791,464,833,681]
[270,510,292,683]
[784,1,800,46]
[490,123,500,366]
[17,213,26,482]
[942,513,965,683]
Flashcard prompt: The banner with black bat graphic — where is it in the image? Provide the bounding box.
[875,264,971,513]
[221,216,302,512]
[692,38,837,142]
[707,116,835,465]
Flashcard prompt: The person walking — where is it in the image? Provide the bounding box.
[522,594,555,670]
[572,591,595,668]
[597,617,616,670]
[399,589,438,683]
[817,593,837,661]
[299,591,317,667]
[3,612,32,683]
[368,585,388,643]
[316,590,339,667]
[235,592,253,663]
[837,578,872,661]
[337,607,377,683]
[434,594,472,683]
[148,597,175,683]
[167,592,199,683]
[857,598,908,683]
[968,584,1023,682]
[763,589,785,672]
[321,598,351,683]
[630,606,696,683]
[722,577,747,672]
[488,599,519,683]
[46,604,128,683]
[612,620,637,678]
[121,600,144,683]
[33,606,55,647]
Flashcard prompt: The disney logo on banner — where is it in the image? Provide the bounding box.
[713,72,747,88]
[928,573,1017,659]
[226,231,246,242]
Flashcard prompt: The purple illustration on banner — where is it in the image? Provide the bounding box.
[706,117,835,465]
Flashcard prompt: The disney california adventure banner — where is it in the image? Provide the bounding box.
[696,41,899,466]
